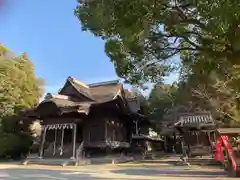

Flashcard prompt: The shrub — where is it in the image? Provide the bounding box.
[0,118,33,160]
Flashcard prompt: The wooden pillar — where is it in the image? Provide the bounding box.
[39,127,47,159]
[105,121,108,141]
[164,136,167,152]
[53,129,57,155]
[213,131,217,142]
[207,131,211,145]
[180,136,188,162]
[196,131,199,145]
[71,123,77,159]
[60,128,65,156]
[207,131,214,155]
[173,132,176,153]
[135,120,139,135]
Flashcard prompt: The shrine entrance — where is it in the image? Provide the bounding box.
[174,112,217,162]
[40,123,77,159]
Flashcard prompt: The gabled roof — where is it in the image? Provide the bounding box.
[88,80,122,102]
[59,77,122,102]
[174,112,216,129]
[59,76,94,101]
[35,77,146,119]
[69,77,94,100]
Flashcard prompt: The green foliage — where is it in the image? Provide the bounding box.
[147,80,214,125]
[75,0,240,124]
[178,55,240,125]
[75,0,240,85]
[0,129,33,159]
[0,110,34,159]
[0,44,42,159]
[148,83,179,122]
[0,44,43,121]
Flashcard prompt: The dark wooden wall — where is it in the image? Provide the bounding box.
[105,117,126,142]
[184,131,211,146]
[83,114,129,144]
[83,116,105,143]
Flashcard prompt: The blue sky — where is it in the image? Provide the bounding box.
[0,0,178,96]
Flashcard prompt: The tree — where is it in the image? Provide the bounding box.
[75,0,240,85]
[0,44,43,159]
[178,55,240,125]
[0,46,43,120]
[147,80,215,125]
[148,83,177,122]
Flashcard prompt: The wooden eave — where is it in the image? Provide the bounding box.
[132,134,164,142]
[217,128,240,135]
[35,96,131,118]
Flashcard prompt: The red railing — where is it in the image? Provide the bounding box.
[214,136,237,172]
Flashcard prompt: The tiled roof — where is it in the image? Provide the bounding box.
[175,113,215,127]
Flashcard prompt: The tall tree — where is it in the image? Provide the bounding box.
[0,44,43,121]
[0,44,43,159]
[178,55,240,125]
[148,83,178,122]
[75,0,240,85]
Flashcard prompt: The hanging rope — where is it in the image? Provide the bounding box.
[53,129,57,155]
[60,128,65,156]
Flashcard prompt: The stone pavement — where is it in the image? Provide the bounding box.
[0,158,234,180]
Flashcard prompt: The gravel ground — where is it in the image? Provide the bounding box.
[0,161,234,180]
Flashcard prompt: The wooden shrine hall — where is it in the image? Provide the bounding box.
[23,77,149,164]
[174,112,217,158]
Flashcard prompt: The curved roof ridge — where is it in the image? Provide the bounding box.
[68,76,89,89]
[88,79,120,87]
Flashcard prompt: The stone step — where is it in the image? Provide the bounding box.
[184,158,219,166]
[22,158,76,166]
[22,156,135,166]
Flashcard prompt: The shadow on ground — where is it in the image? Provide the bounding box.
[138,160,179,164]
[111,168,228,178]
[0,168,107,180]
[0,168,153,180]
[0,165,230,180]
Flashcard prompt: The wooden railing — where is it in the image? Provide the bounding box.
[214,136,240,177]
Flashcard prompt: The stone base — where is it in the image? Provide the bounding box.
[177,155,218,166]
[112,157,134,164]
[22,155,136,166]
[22,158,76,166]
